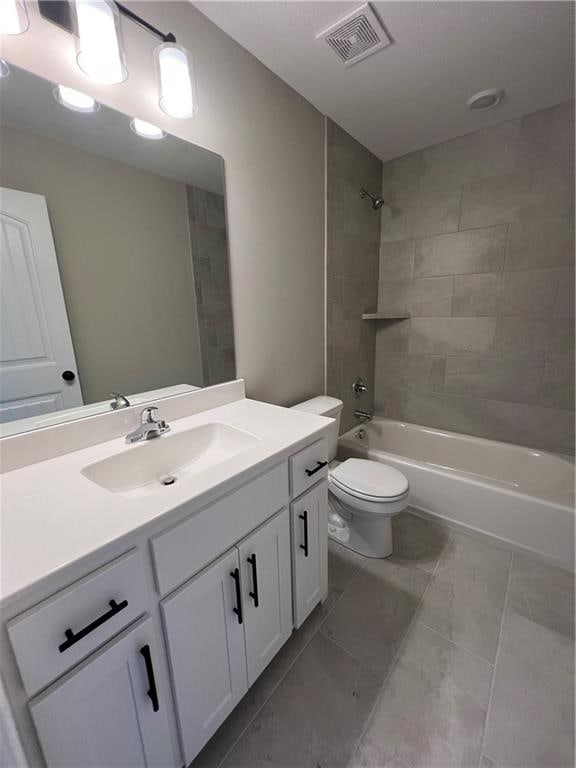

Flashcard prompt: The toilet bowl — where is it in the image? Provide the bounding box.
[291,396,409,558]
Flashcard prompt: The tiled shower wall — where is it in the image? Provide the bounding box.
[186,185,236,387]
[326,120,383,431]
[375,101,575,454]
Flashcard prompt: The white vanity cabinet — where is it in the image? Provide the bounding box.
[291,482,329,627]
[162,508,292,766]
[28,617,175,768]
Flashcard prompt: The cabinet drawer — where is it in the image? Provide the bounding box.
[152,462,289,596]
[7,549,148,697]
[289,438,328,498]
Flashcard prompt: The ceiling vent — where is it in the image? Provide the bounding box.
[316,3,391,68]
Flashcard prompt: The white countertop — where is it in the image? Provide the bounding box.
[0,398,331,609]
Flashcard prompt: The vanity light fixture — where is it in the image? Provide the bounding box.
[130,118,166,140]
[155,42,197,119]
[0,60,10,78]
[75,0,127,84]
[54,84,100,113]
[0,0,29,35]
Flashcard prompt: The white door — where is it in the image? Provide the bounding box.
[291,483,329,627]
[0,187,82,423]
[29,617,177,768]
[239,508,293,686]
[161,548,248,766]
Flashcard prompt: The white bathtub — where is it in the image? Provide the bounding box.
[338,417,575,570]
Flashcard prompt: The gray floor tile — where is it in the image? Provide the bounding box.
[506,552,574,639]
[328,539,365,599]
[321,558,430,678]
[482,611,574,768]
[390,510,450,573]
[417,532,511,663]
[220,633,381,768]
[353,622,493,768]
[192,602,334,768]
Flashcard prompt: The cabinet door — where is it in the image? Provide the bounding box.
[291,482,329,627]
[161,548,248,766]
[238,508,292,686]
[30,617,176,768]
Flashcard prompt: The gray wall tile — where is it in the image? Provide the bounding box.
[414,226,508,277]
[372,102,574,453]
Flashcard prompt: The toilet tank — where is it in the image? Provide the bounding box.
[291,396,343,461]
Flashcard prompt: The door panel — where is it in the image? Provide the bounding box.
[162,548,248,765]
[239,508,292,686]
[291,483,329,627]
[29,617,176,768]
[0,187,82,420]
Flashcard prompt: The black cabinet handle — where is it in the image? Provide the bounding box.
[62,370,76,382]
[140,644,160,713]
[299,511,309,557]
[247,554,259,607]
[58,599,128,653]
[305,460,328,477]
[231,568,243,624]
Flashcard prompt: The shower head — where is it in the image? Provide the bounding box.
[360,187,386,210]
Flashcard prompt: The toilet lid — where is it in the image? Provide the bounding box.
[331,458,409,500]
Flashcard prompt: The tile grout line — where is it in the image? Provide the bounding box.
[478,550,515,767]
[414,619,495,669]
[344,528,454,768]
[209,550,370,768]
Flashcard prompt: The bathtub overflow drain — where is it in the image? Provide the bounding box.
[160,475,177,486]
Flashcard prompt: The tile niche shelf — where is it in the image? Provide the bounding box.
[361,313,410,321]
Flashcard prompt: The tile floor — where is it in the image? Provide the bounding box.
[192,510,575,768]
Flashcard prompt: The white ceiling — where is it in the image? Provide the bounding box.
[194,1,574,161]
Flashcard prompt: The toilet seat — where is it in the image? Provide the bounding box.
[330,458,409,502]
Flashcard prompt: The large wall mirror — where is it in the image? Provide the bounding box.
[0,64,235,437]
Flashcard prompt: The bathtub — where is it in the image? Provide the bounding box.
[338,417,575,570]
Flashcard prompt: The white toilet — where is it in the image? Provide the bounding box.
[291,397,409,558]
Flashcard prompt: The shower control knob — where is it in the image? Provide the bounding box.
[352,376,368,398]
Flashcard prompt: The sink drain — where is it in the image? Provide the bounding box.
[160,475,177,486]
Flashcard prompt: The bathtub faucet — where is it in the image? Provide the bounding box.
[354,409,373,422]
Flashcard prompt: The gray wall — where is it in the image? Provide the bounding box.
[186,185,235,386]
[2,1,325,406]
[326,120,383,432]
[375,101,574,454]
[1,124,203,404]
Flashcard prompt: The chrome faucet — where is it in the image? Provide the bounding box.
[354,409,373,422]
[125,407,170,444]
[110,392,131,410]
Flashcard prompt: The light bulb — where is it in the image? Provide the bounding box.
[75,0,127,84]
[130,118,166,140]
[155,43,197,119]
[0,0,29,35]
[54,85,99,113]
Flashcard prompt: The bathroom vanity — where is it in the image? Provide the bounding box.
[0,381,332,767]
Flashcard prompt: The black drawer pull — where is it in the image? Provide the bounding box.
[140,644,160,712]
[305,460,328,477]
[231,568,243,624]
[58,599,128,653]
[299,510,309,557]
[247,554,259,607]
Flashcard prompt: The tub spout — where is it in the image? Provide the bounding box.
[354,409,373,421]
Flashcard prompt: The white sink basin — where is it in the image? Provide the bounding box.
[82,422,259,499]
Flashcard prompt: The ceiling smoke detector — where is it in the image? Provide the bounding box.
[316,3,391,68]
[467,88,506,111]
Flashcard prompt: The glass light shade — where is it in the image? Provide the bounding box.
[130,118,166,140]
[0,0,29,35]
[54,85,100,113]
[0,60,10,78]
[155,43,197,119]
[75,0,127,84]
